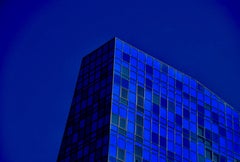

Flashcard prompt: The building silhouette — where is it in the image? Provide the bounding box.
[57,38,240,162]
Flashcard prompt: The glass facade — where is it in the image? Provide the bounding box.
[58,38,240,162]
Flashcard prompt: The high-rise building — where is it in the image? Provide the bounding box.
[57,38,240,162]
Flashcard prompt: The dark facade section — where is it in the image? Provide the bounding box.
[57,39,115,162]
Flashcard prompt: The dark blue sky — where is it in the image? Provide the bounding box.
[0,0,240,161]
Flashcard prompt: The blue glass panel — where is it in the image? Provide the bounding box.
[175,114,182,126]
[138,51,146,62]
[153,104,159,115]
[160,136,166,147]
[153,60,161,70]
[152,132,159,144]
[123,52,130,63]
[116,39,123,49]
[146,64,153,75]
[127,121,134,133]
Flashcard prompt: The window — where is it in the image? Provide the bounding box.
[121,66,129,79]
[112,113,119,125]
[137,96,144,107]
[121,88,128,99]
[153,94,159,105]
[123,52,130,63]
[136,115,143,126]
[136,125,143,137]
[206,149,212,160]
[135,145,142,157]
[117,148,125,161]
[146,64,153,75]
[137,86,144,97]
[121,87,128,105]
[120,117,126,129]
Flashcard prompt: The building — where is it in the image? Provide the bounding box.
[57,38,240,162]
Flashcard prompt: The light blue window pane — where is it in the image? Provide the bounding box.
[212,124,218,133]
[112,104,118,114]
[138,51,146,62]
[115,63,121,73]
[129,92,136,103]
[205,120,211,130]
[198,92,203,100]
[144,129,150,141]
[111,125,117,132]
[138,75,144,85]
[183,119,189,129]
[190,141,197,151]
[144,119,151,129]
[183,75,190,84]
[153,60,161,70]
[176,134,182,145]
[151,153,158,161]
[146,56,153,65]
[145,100,152,111]
[138,61,144,71]
[190,79,197,88]
[168,67,175,77]
[143,148,150,160]
[168,91,175,99]
[153,83,160,93]
[176,105,182,116]
[153,69,160,78]
[161,73,167,82]
[176,94,182,103]
[131,48,138,58]
[128,111,135,122]
[168,140,174,151]
[110,134,117,145]
[191,102,197,111]
[126,132,134,139]
[175,144,182,155]
[205,95,210,104]
[118,138,125,149]
[190,88,196,97]
[115,49,122,59]
[119,108,127,118]
[168,111,174,122]
[113,84,120,95]
[183,85,189,93]
[152,122,159,133]
[220,137,226,146]
[145,90,152,100]
[183,98,189,106]
[176,71,183,81]
[168,130,174,140]
[183,148,189,158]
[160,108,167,118]
[126,141,133,152]
[109,145,117,157]
[123,43,130,53]
[205,109,211,118]
[204,88,211,96]
[125,152,133,162]
[212,143,218,152]
[198,143,204,155]
[190,113,196,123]
[161,87,167,96]
[160,126,166,137]
[128,122,134,133]
[116,39,123,49]
[130,71,137,81]
[190,123,196,133]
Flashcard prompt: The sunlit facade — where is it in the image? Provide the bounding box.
[57,38,240,162]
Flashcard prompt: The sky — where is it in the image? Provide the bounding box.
[0,0,240,161]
